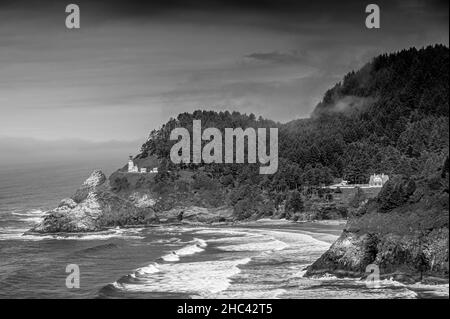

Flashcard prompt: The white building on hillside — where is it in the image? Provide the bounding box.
[127,156,158,174]
[325,174,389,189]
[369,174,389,187]
[128,156,139,173]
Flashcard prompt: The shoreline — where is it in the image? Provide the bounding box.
[24,217,347,236]
[21,207,450,291]
[9,208,449,298]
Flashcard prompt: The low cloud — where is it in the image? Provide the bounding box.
[0,136,142,168]
[244,51,309,65]
[327,95,378,113]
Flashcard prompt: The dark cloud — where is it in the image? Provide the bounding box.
[2,0,448,25]
[0,0,447,143]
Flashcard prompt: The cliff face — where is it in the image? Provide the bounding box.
[306,172,449,282]
[31,169,236,233]
[32,170,159,233]
[108,169,235,223]
[305,227,448,282]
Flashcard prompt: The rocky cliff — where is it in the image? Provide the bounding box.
[31,170,159,233]
[31,169,236,233]
[305,171,449,283]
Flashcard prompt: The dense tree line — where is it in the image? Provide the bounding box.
[138,45,449,218]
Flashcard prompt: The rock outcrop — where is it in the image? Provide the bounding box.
[128,192,157,208]
[30,168,239,233]
[72,169,107,203]
[305,174,449,283]
[305,227,449,282]
[31,170,159,233]
[158,206,234,224]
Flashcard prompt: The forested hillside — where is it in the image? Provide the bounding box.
[281,44,448,182]
[132,44,448,220]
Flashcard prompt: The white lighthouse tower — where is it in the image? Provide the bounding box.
[128,156,137,173]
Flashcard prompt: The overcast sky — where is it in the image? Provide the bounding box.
[0,0,448,146]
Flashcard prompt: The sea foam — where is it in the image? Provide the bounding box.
[135,263,161,276]
[160,239,207,262]
[0,227,145,241]
[111,258,252,297]
[161,252,181,262]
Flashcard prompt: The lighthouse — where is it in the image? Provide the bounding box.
[128,156,136,173]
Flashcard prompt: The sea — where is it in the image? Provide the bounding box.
[0,161,448,299]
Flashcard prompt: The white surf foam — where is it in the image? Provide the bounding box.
[0,227,34,241]
[407,282,449,298]
[160,239,207,262]
[11,209,46,224]
[252,218,290,224]
[176,245,203,256]
[11,209,46,217]
[284,276,419,299]
[207,234,265,243]
[135,263,161,276]
[114,257,251,296]
[161,252,180,262]
[193,228,250,236]
[0,227,145,241]
[217,239,289,252]
[255,229,333,252]
[195,228,293,253]
[193,238,208,248]
[22,216,45,224]
[56,228,146,241]
[154,237,182,244]
[176,244,204,256]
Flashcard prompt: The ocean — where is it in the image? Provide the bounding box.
[0,162,448,299]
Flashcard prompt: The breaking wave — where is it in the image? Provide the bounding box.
[0,226,145,241]
[97,225,437,299]
[160,238,208,262]
[11,209,46,224]
[105,258,252,297]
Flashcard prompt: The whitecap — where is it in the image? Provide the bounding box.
[154,237,182,244]
[161,252,180,262]
[217,239,289,252]
[406,283,449,298]
[176,244,204,256]
[193,238,208,248]
[113,257,252,296]
[11,209,45,217]
[22,216,44,224]
[11,209,46,224]
[0,227,145,241]
[193,229,248,236]
[135,263,161,276]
